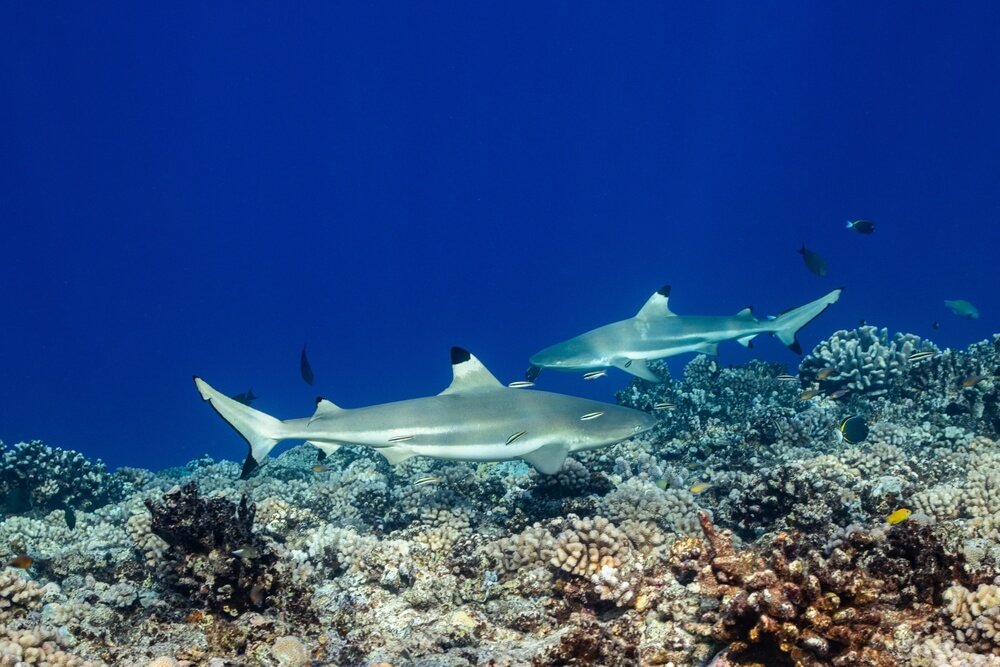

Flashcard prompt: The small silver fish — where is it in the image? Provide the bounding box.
[388,434,414,443]
[776,374,798,382]
[580,411,604,421]
[232,546,260,559]
[507,380,535,388]
[505,431,527,446]
[907,351,936,363]
[653,402,676,410]
[583,370,607,380]
[413,475,441,487]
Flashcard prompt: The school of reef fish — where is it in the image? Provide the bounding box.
[2,324,1000,666]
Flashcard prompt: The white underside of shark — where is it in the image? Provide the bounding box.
[528,286,842,381]
[194,348,657,478]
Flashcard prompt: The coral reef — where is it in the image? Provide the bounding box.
[1,329,999,663]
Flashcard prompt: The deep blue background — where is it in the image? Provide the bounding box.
[2,3,998,470]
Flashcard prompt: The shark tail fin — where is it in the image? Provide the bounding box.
[769,289,843,354]
[194,377,287,478]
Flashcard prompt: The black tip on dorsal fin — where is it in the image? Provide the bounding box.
[316,396,326,405]
[451,347,472,365]
[657,285,671,297]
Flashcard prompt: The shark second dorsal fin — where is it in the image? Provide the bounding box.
[309,397,343,424]
[636,285,675,319]
[439,347,503,395]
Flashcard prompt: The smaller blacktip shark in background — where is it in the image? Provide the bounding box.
[527,286,842,382]
[195,347,657,478]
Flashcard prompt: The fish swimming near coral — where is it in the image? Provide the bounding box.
[962,374,989,388]
[798,245,828,276]
[886,508,911,525]
[7,552,33,569]
[907,351,936,363]
[944,299,979,319]
[195,347,657,478]
[300,344,315,385]
[839,415,869,444]
[526,286,842,381]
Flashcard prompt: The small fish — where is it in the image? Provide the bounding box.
[231,546,260,560]
[311,464,329,474]
[525,365,541,382]
[655,477,668,490]
[583,370,607,381]
[798,245,828,276]
[63,506,77,531]
[829,388,851,400]
[507,380,535,388]
[858,319,867,326]
[846,219,875,234]
[962,374,988,388]
[231,388,258,406]
[388,434,414,443]
[413,475,441,487]
[944,299,979,320]
[816,367,834,381]
[505,431,527,446]
[799,389,821,400]
[776,374,798,382]
[886,508,912,525]
[7,553,33,569]
[907,351,936,363]
[653,402,676,410]
[839,415,870,444]
[580,411,605,421]
[932,321,941,330]
[249,584,266,607]
[300,344,315,385]
[689,482,714,495]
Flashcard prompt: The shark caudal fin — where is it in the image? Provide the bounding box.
[769,289,842,354]
[194,377,287,479]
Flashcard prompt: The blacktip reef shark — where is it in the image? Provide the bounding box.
[194,347,657,479]
[527,286,842,382]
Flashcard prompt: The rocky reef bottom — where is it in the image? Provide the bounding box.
[2,330,1000,666]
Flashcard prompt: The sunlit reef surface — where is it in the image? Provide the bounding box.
[1,327,999,666]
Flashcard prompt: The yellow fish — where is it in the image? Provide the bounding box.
[7,553,34,569]
[799,389,821,400]
[689,482,714,495]
[816,367,834,381]
[886,508,911,525]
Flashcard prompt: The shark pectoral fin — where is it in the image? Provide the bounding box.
[522,443,570,474]
[636,285,675,319]
[612,358,660,382]
[439,347,504,395]
[696,342,719,356]
[379,446,418,466]
[737,335,757,348]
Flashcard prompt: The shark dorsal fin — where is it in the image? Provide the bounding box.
[309,397,343,424]
[636,285,675,319]
[440,347,503,395]
[736,306,754,318]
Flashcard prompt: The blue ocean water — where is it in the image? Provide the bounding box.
[1,3,997,471]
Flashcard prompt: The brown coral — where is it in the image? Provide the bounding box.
[681,511,956,666]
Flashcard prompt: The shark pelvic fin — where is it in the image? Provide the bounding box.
[612,358,660,382]
[521,443,570,474]
[307,441,341,455]
[636,285,675,319]
[379,446,418,465]
[737,334,757,348]
[696,342,719,356]
[440,347,503,395]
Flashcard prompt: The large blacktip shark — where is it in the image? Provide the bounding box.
[194,347,657,479]
[527,287,842,382]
